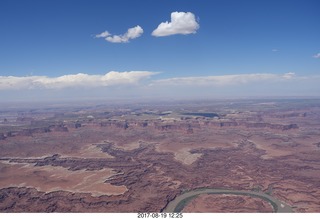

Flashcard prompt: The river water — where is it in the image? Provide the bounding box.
[163,188,293,213]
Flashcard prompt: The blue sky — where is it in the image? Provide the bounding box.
[0,0,320,101]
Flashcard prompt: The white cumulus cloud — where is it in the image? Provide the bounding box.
[152,12,199,37]
[282,72,295,79]
[96,26,143,43]
[0,71,156,90]
[2,72,319,101]
[95,31,110,38]
[313,53,320,59]
[151,73,297,86]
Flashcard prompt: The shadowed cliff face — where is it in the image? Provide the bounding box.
[0,119,298,140]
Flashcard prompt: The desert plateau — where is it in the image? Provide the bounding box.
[0,99,319,212]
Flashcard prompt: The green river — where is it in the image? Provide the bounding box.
[162,188,294,213]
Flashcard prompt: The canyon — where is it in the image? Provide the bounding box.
[0,99,320,212]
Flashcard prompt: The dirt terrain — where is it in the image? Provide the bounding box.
[0,99,320,212]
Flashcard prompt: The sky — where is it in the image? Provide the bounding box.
[0,0,320,102]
